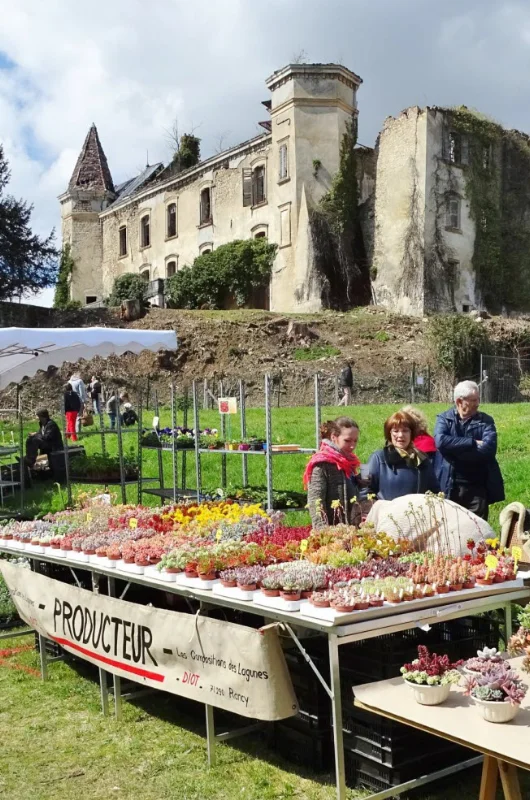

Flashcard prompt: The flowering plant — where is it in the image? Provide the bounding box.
[401,646,463,686]
[465,647,504,675]
[464,664,527,705]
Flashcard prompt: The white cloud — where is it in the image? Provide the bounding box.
[1,0,530,306]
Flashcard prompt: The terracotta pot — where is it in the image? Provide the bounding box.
[135,559,150,567]
[370,598,384,607]
[238,583,257,592]
[463,580,476,589]
[476,578,494,586]
[334,604,355,613]
[301,590,313,599]
[311,598,330,608]
[41,542,50,548]
[83,549,96,555]
[50,544,61,550]
[221,579,236,588]
[280,591,301,602]
[185,569,198,578]
[436,585,450,594]
[449,584,463,592]
[355,601,370,610]
[493,574,506,583]
[149,557,161,565]
[402,593,413,602]
[165,567,182,574]
[107,555,121,561]
[199,572,216,581]
[124,557,136,564]
[3,534,12,540]
[261,587,280,597]
[505,572,516,582]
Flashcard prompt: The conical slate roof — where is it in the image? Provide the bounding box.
[68,124,114,193]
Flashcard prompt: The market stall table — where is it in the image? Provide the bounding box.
[1,540,528,800]
[354,656,530,800]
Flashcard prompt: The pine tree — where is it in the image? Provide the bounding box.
[0,145,58,300]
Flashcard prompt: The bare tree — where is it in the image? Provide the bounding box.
[291,49,309,64]
[213,130,231,154]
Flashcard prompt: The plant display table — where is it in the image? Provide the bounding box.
[354,657,530,799]
[1,540,527,800]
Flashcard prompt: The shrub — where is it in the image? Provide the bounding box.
[165,239,277,309]
[427,314,488,378]
[107,273,148,307]
[294,345,341,361]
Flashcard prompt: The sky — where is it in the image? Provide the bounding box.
[1,0,530,306]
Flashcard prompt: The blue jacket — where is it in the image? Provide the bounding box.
[368,445,439,501]
[433,408,505,504]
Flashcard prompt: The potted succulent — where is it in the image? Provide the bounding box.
[464,647,505,676]
[464,665,527,723]
[508,603,530,674]
[235,565,265,591]
[401,646,463,705]
[197,552,217,581]
[474,567,494,586]
[219,568,238,588]
[107,543,122,562]
[261,570,283,597]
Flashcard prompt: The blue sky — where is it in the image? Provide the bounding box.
[1,0,530,306]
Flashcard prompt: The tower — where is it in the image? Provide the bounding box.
[59,124,115,304]
[265,64,362,311]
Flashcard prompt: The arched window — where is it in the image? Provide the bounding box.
[140,268,150,282]
[166,260,177,278]
[166,203,177,238]
[140,215,150,247]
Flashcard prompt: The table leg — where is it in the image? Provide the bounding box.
[329,634,346,800]
[479,756,498,800]
[498,761,522,800]
[205,704,216,767]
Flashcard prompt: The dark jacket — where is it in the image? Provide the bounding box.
[434,408,505,504]
[339,364,353,388]
[36,420,64,452]
[64,390,82,413]
[90,380,101,399]
[307,462,361,528]
[368,445,439,501]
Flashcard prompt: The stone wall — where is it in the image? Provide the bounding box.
[0,302,56,328]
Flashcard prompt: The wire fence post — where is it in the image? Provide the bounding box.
[181,387,188,491]
[314,373,321,449]
[479,354,484,402]
[411,362,416,403]
[265,374,273,512]
[239,379,248,488]
[219,380,227,490]
[192,380,201,502]
[334,377,339,406]
[171,381,178,503]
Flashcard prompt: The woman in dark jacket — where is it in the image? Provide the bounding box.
[305,417,362,527]
[64,382,82,441]
[368,410,439,501]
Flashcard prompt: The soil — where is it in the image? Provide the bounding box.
[4,304,530,414]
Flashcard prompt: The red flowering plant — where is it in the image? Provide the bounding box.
[401,646,463,686]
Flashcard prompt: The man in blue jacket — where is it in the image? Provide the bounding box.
[434,380,504,520]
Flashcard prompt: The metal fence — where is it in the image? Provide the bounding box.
[480,354,530,403]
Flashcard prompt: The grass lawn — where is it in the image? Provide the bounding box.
[3,402,530,530]
[2,631,529,800]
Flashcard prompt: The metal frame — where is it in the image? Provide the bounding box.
[7,544,527,800]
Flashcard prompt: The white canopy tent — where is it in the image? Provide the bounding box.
[0,327,178,390]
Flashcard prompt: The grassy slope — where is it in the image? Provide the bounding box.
[5,402,530,529]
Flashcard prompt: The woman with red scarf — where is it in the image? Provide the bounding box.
[304,417,361,528]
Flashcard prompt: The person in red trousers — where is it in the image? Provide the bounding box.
[64,383,81,441]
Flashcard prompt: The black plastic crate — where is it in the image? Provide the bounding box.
[34,633,64,659]
[283,649,331,725]
[280,708,332,734]
[345,744,472,791]
[271,721,333,772]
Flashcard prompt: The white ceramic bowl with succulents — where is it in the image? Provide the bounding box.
[464,665,527,723]
[463,647,505,677]
[401,647,462,706]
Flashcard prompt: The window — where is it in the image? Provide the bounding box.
[446,130,469,165]
[200,188,212,225]
[166,203,177,238]
[279,143,288,181]
[252,165,266,205]
[166,260,177,278]
[254,232,266,239]
[201,248,212,255]
[140,215,150,248]
[85,295,97,305]
[140,268,150,282]
[118,225,127,256]
[445,195,461,230]
[242,165,267,207]
[279,203,291,246]
[462,304,470,313]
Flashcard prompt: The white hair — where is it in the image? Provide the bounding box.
[454,380,479,403]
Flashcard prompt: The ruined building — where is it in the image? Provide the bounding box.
[61,64,530,316]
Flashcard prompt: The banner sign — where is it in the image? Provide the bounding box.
[0,562,298,721]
